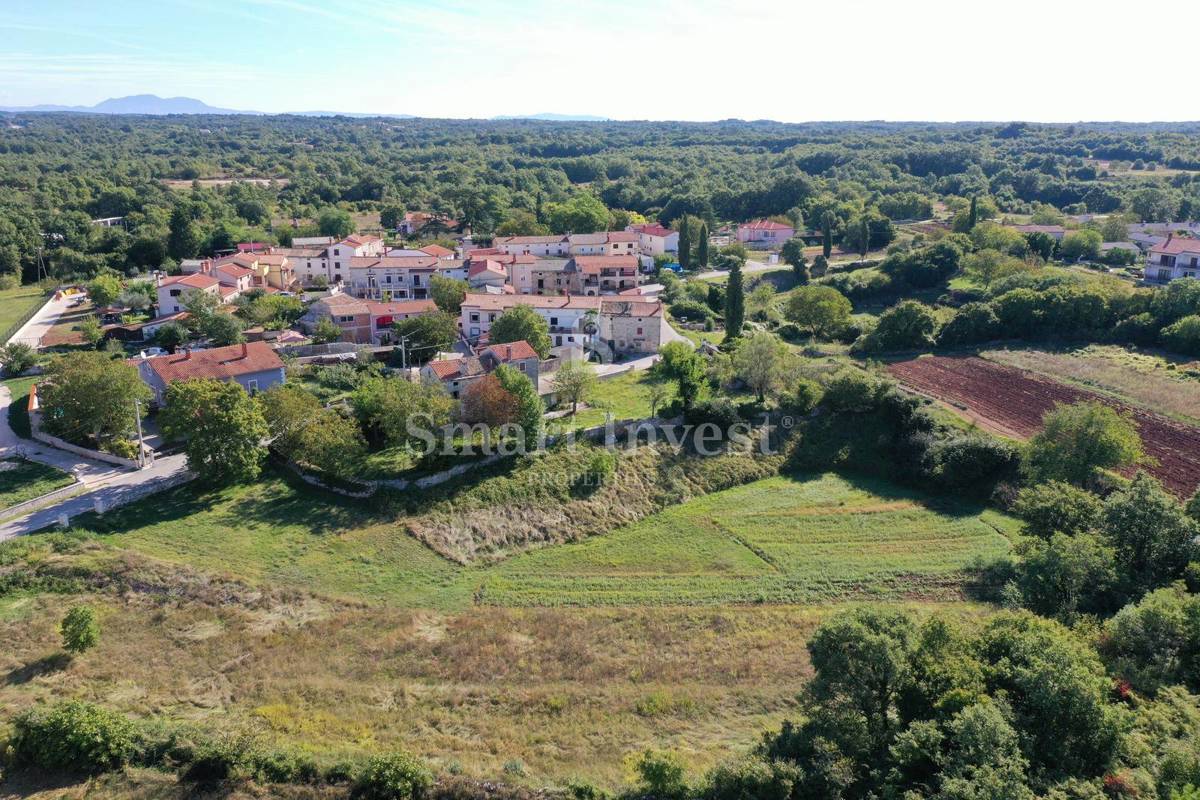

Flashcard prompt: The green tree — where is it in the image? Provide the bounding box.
[152,321,188,352]
[490,304,552,359]
[1015,532,1118,619]
[697,223,710,268]
[968,195,979,229]
[657,341,706,410]
[1024,401,1143,487]
[1102,472,1198,593]
[784,285,851,338]
[635,750,688,800]
[781,238,808,283]
[677,215,692,271]
[60,605,100,654]
[78,315,103,346]
[963,249,1029,289]
[821,211,834,259]
[311,317,343,344]
[545,193,611,234]
[351,376,454,449]
[392,311,459,365]
[552,358,596,415]
[39,351,150,447]
[260,385,367,480]
[429,274,468,314]
[1012,481,1102,539]
[11,701,136,774]
[87,273,122,308]
[167,205,201,260]
[733,332,791,402]
[860,300,938,352]
[724,259,745,338]
[494,363,544,448]
[317,207,355,238]
[1060,230,1103,262]
[160,378,269,484]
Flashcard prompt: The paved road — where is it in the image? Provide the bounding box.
[691,259,781,281]
[0,384,190,540]
[8,294,74,348]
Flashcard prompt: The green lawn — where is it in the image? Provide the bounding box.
[0,458,75,510]
[74,469,1014,609]
[552,368,673,430]
[0,284,47,341]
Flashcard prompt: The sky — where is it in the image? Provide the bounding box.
[0,0,1190,122]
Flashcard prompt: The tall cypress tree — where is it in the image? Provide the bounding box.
[968,195,978,229]
[858,215,870,260]
[677,215,691,271]
[821,211,833,260]
[697,223,710,268]
[725,259,745,338]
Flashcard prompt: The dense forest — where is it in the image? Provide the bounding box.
[2,115,1200,285]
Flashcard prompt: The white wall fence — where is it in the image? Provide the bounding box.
[29,411,143,470]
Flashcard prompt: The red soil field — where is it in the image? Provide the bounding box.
[886,355,1200,498]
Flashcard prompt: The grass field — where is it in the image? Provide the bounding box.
[0,284,47,340]
[0,468,1016,787]
[0,458,75,510]
[553,368,672,430]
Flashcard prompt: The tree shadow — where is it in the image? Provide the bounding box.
[5,651,70,685]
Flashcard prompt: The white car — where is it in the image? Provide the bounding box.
[138,347,167,359]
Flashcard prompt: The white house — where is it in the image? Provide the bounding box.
[156,273,222,315]
[626,223,679,256]
[1146,235,1200,282]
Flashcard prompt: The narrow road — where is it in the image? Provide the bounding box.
[690,259,781,281]
[0,385,190,540]
[8,294,73,348]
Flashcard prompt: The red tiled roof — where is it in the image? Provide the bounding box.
[461,293,603,312]
[600,299,664,318]
[365,299,437,316]
[605,231,639,242]
[425,356,485,381]
[1151,236,1200,255]
[215,264,254,279]
[629,223,674,238]
[468,259,507,278]
[143,341,283,384]
[160,273,219,290]
[420,244,454,257]
[485,340,538,361]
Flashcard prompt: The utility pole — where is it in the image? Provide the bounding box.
[133,397,146,468]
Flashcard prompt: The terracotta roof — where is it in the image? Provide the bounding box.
[468,259,508,278]
[605,231,639,243]
[420,244,454,257]
[365,299,437,316]
[461,293,603,312]
[143,341,283,385]
[274,247,324,258]
[218,286,239,299]
[215,264,254,279]
[485,340,538,361]
[738,220,793,232]
[629,223,674,238]
[573,255,639,273]
[569,232,608,245]
[1151,236,1200,255]
[160,273,219,290]
[316,293,370,312]
[426,356,485,381]
[347,256,440,270]
[340,234,381,247]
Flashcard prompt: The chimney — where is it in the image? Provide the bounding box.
[240,342,248,358]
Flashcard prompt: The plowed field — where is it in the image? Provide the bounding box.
[887,355,1200,497]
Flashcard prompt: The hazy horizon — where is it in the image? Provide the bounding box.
[2,0,1193,123]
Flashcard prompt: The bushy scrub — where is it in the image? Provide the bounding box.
[10,700,137,774]
[354,751,434,800]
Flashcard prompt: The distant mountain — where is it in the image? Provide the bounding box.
[492,113,610,122]
[0,94,256,115]
[0,95,418,118]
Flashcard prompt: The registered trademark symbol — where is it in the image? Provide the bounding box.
[782,416,794,429]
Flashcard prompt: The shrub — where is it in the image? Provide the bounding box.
[929,435,1021,493]
[1162,315,1200,356]
[10,700,137,774]
[790,378,823,415]
[857,300,938,352]
[670,299,714,324]
[1,342,36,375]
[60,605,100,654]
[936,302,1001,347]
[1012,481,1103,539]
[821,370,883,413]
[635,750,688,800]
[180,736,248,784]
[683,397,742,434]
[354,751,434,800]
[703,758,802,800]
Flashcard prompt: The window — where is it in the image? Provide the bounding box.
[518,362,526,371]
[636,327,643,335]
[470,326,479,336]
[385,275,392,284]
[413,275,421,286]
[169,289,181,297]
[549,316,558,326]
[337,315,354,323]
[470,313,479,322]
[247,379,259,395]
